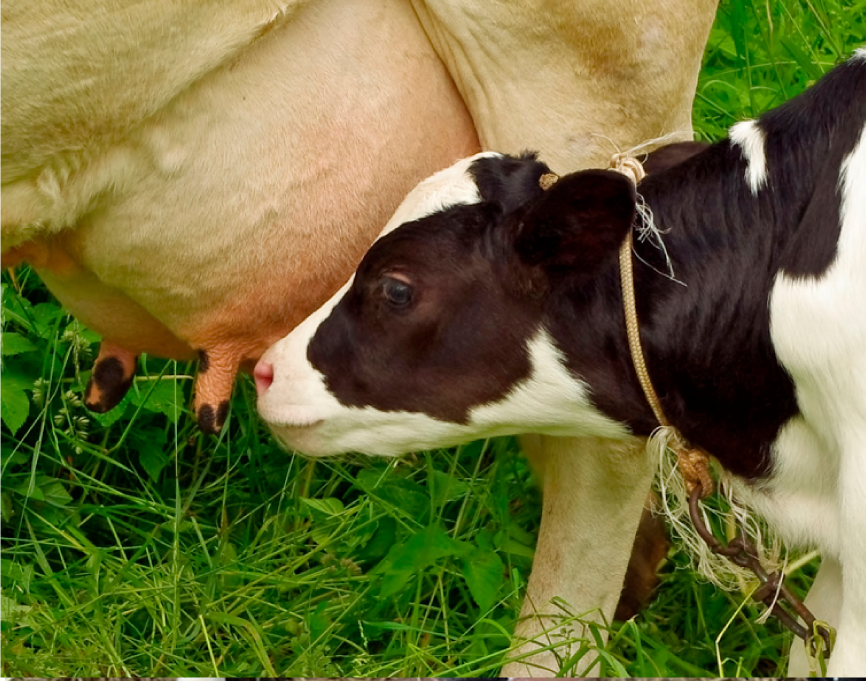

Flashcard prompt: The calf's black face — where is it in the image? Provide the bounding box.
[255,152,639,456]
[309,201,541,424]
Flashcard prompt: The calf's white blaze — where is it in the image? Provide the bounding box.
[763,120,866,675]
[371,151,498,238]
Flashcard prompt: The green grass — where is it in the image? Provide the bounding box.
[2,0,864,676]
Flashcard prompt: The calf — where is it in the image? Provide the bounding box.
[256,51,866,675]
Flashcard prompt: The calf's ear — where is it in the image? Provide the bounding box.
[515,169,636,278]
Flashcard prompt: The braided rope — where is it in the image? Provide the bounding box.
[612,154,714,497]
[618,230,668,427]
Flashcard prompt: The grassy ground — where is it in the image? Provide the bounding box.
[2,0,864,676]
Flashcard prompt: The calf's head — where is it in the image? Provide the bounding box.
[256,153,637,456]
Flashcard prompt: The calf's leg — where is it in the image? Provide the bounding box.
[827,439,866,675]
[786,556,842,676]
[503,434,653,676]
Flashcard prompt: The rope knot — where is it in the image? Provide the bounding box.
[676,446,715,498]
[610,153,646,185]
[538,172,559,190]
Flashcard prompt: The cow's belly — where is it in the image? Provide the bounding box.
[37,0,479,364]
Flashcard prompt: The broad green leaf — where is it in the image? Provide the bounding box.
[428,468,468,508]
[89,391,130,427]
[138,447,171,480]
[131,379,184,423]
[462,547,504,612]
[0,559,35,593]
[81,328,102,345]
[474,527,496,551]
[1,442,28,467]
[132,427,170,481]
[0,363,36,393]
[355,466,390,490]
[309,600,331,642]
[494,529,536,560]
[1,332,37,356]
[377,524,471,598]
[497,520,536,546]
[357,516,397,562]
[299,498,349,546]
[0,381,30,435]
[356,468,428,519]
[0,283,32,326]
[9,478,45,501]
[31,302,64,338]
[39,479,73,507]
[300,496,345,518]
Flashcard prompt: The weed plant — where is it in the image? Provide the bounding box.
[2,0,864,676]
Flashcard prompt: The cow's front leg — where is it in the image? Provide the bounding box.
[502,434,653,677]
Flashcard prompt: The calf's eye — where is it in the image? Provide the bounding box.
[382,277,414,308]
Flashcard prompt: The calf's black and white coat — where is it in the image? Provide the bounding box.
[257,51,866,675]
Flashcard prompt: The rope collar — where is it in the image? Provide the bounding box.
[610,154,715,498]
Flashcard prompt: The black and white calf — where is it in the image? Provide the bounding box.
[256,51,866,675]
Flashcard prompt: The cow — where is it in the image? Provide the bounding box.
[2,0,717,674]
[255,51,866,676]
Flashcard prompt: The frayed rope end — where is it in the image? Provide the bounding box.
[650,426,786,592]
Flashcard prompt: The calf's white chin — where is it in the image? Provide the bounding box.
[265,409,474,459]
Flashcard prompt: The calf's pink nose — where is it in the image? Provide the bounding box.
[254,360,274,396]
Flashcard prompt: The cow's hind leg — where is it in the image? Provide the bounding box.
[193,348,242,435]
[84,341,138,413]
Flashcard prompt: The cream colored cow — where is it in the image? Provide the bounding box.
[2,0,717,674]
